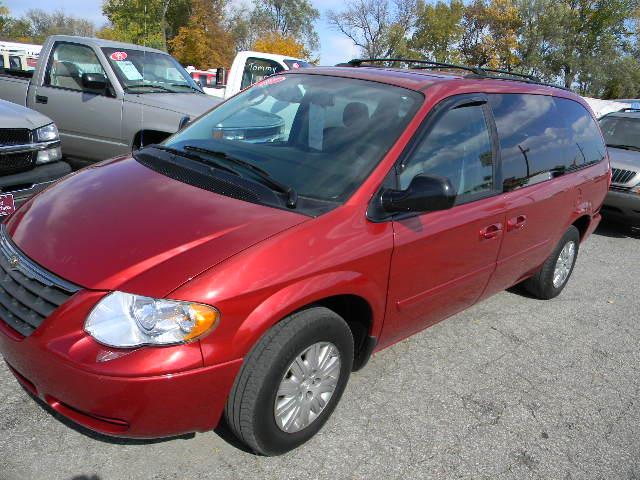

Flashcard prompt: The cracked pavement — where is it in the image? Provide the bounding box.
[1,220,639,480]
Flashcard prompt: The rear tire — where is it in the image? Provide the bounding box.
[225,307,353,456]
[523,225,580,300]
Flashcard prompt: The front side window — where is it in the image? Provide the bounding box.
[164,74,422,211]
[599,115,640,151]
[102,47,199,94]
[46,43,107,92]
[399,103,494,205]
[241,58,284,90]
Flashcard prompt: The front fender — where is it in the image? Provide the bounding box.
[198,271,386,366]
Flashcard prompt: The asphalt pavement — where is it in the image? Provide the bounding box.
[1,220,639,480]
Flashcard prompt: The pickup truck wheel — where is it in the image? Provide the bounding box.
[523,225,580,300]
[225,307,353,456]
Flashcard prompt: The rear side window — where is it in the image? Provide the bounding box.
[490,94,605,192]
[554,97,606,166]
[490,94,566,191]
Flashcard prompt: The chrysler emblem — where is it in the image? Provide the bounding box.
[7,255,19,270]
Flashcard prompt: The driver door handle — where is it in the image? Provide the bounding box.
[479,223,503,240]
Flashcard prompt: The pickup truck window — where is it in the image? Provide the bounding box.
[102,47,199,94]
[46,43,107,92]
[164,74,423,207]
[241,58,284,90]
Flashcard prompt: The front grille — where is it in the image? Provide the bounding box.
[611,168,637,185]
[0,129,31,146]
[0,151,35,175]
[0,226,79,337]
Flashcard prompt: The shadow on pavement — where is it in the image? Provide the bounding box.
[593,219,640,239]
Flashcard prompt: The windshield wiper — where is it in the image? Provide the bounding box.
[169,83,203,93]
[150,145,242,177]
[607,143,640,152]
[183,145,298,208]
[124,84,175,93]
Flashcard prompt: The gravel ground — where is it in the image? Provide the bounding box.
[1,220,639,480]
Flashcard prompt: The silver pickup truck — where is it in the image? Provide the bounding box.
[0,99,70,212]
[0,36,220,167]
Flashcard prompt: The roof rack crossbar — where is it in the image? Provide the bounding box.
[346,57,567,90]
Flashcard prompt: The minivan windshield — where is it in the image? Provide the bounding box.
[599,115,640,151]
[102,47,201,94]
[164,74,422,208]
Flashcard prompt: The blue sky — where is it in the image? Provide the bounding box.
[4,0,359,65]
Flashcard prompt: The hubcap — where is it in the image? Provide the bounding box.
[274,342,341,433]
[553,240,576,288]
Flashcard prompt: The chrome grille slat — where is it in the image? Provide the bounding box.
[0,225,79,336]
[611,168,637,185]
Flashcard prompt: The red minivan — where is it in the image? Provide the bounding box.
[0,61,609,455]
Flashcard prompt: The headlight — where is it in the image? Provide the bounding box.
[85,291,219,348]
[35,123,59,142]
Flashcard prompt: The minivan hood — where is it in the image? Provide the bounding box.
[125,92,220,117]
[0,99,52,129]
[5,156,306,297]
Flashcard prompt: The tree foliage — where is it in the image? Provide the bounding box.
[252,32,308,58]
[327,0,416,58]
[330,0,640,98]
[168,0,234,68]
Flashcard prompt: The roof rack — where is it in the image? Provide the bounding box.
[346,58,569,90]
[619,107,640,113]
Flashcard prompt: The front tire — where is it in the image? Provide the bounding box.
[523,225,580,299]
[225,307,354,456]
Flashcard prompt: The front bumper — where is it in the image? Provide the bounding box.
[0,161,71,206]
[602,189,640,226]
[0,290,242,438]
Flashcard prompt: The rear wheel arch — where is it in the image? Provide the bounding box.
[572,215,591,241]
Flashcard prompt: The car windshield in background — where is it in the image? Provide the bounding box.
[102,47,201,94]
[164,74,423,210]
[599,115,640,151]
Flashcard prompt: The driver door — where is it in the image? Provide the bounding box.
[382,95,506,345]
[32,41,125,163]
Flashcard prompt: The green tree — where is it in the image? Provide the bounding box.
[101,0,190,50]
[252,0,320,51]
[411,0,464,63]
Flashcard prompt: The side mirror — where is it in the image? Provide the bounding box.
[178,115,191,130]
[381,174,456,213]
[81,72,107,91]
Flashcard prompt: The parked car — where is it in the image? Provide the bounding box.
[0,35,220,167]
[598,109,640,227]
[0,99,70,213]
[201,51,312,99]
[0,61,609,456]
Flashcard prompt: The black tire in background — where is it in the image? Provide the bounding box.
[523,225,580,300]
[225,307,354,456]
